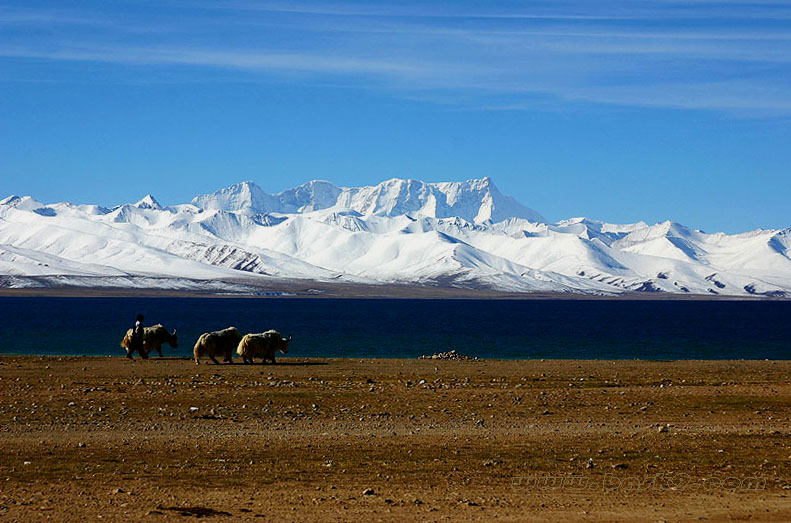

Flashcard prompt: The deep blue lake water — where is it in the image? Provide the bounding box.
[0,297,789,360]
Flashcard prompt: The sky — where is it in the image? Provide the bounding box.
[1,0,790,233]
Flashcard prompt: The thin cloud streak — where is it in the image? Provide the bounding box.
[188,0,791,20]
[191,12,791,45]
[0,45,436,76]
[185,0,633,20]
[0,6,108,26]
[0,6,179,35]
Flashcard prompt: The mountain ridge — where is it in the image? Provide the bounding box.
[1,178,789,298]
[190,177,546,224]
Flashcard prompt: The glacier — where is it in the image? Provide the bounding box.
[1,178,789,297]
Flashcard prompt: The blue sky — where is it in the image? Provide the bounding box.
[1,0,790,232]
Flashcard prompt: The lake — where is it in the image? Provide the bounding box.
[0,297,789,360]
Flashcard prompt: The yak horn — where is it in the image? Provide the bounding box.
[285,335,293,342]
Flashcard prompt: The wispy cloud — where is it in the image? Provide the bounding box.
[0,45,428,76]
[2,0,790,115]
[189,0,791,21]
[184,0,634,20]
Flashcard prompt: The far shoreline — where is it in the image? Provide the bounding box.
[2,355,790,363]
[0,285,786,301]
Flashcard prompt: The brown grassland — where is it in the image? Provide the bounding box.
[1,356,790,521]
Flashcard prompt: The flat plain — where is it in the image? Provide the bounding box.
[1,356,790,521]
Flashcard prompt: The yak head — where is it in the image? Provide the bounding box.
[278,334,292,354]
[169,328,178,348]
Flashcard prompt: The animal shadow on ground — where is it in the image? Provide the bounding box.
[223,359,329,366]
[137,357,329,366]
[262,360,328,366]
[156,505,232,517]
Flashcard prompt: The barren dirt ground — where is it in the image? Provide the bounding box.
[1,356,790,522]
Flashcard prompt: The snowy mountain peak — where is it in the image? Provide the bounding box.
[1,195,21,206]
[135,194,162,210]
[0,195,43,211]
[278,180,342,213]
[434,177,545,223]
[190,177,545,224]
[191,181,274,214]
[463,175,493,190]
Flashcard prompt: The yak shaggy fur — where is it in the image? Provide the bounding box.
[236,330,291,364]
[193,327,242,364]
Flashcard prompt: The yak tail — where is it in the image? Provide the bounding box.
[236,335,249,356]
[193,333,208,362]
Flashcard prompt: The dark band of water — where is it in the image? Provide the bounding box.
[1,297,789,360]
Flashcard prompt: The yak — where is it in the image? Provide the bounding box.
[236,330,292,364]
[120,324,178,359]
[193,327,242,365]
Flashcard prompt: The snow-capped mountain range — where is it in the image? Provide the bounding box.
[1,177,790,297]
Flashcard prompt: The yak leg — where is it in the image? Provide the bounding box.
[209,355,220,364]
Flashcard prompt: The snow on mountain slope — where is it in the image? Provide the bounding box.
[1,178,789,296]
[0,244,127,277]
